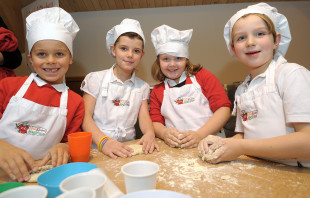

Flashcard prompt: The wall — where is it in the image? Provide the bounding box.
[15,1,310,85]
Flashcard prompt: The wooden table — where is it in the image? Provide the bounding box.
[91,139,310,197]
[1,138,310,197]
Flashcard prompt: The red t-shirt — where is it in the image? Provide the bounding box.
[0,76,85,142]
[149,68,231,125]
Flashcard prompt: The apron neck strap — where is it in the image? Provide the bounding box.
[15,73,36,98]
[101,67,113,97]
[59,88,68,109]
[189,75,200,88]
[164,79,170,89]
[15,73,68,109]
[164,75,197,89]
[266,60,276,86]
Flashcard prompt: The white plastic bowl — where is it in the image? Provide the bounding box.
[0,186,47,198]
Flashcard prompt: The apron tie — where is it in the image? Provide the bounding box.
[115,126,127,139]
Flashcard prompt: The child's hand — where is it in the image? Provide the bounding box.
[0,140,36,182]
[208,137,243,164]
[137,133,160,154]
[178,130,202,148]
[198,135,242,163]
[101,138,132,159]
[199,135,223,156]
[40,143,70,167]
[162,127,180,147]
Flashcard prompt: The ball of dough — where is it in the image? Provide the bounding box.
[198,147,217,163]
[128,144,144,156]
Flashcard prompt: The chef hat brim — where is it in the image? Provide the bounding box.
[151,24,193,58]
[223,3,291,59]
[106,18,145,56]
[26,7,79,56]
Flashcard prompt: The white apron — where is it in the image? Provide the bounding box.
[0,73,68,160]
[234,57,310,167]
[93,68,142,142]
[161,76,213,131]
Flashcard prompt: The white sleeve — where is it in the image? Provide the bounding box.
[141,83,150,101]
[276,63,310,123]
[234,104,244,133]
[80,72,102,98]
[134,77,150,101]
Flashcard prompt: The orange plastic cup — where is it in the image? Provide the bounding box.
[68,132,92,162]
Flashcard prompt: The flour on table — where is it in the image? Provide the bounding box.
[129,144,144,156]
[221,175,232,180]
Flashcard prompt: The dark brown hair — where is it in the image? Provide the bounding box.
[114,32,144,50]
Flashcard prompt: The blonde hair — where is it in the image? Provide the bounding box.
[151,56,202,82]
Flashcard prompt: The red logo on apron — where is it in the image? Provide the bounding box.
[112,99,130,106]
[15,122,47,136]
[174,97,195,105]
[241,110,258,121]
[113,99,120,106]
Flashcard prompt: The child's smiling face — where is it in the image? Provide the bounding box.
[159,54,186,84]
[28,40,72,84]
[111,36,144,77]
[231,14,279,78]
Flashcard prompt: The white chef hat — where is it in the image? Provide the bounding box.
[106,18,145,56]
[26,7,79,56]
[151,25,192,58]
[223,3,291,59]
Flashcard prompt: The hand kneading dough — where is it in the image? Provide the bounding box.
[28,165,54,183]
[198,147,217,163]
[129,144,144,156]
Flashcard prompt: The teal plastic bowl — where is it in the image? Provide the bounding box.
[37,162,98,198]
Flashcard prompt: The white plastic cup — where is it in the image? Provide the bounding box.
[59,173,107,198]
[0,186,47,198]
[121,161,160,193]
[88,168,124,198]
[56,187,96,198]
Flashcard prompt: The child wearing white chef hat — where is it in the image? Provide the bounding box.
[149,24,231,148]
[81,18,159,159]
[199,3,310,167]
[0,7,84,182]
